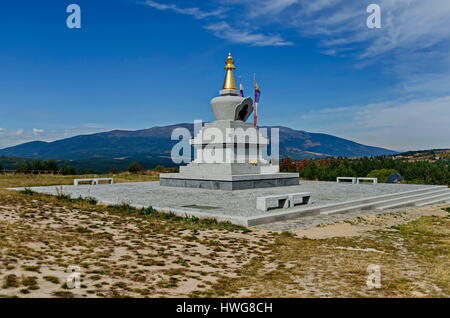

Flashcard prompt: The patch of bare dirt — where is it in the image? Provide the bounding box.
[0,191,272,298]
[293,205,449,239]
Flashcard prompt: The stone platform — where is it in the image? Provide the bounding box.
[11,181,448,229]
[160,173,299,190]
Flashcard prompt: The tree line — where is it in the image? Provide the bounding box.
[280,156,450,185]
[0,159,177,175]
[0,160,77,175]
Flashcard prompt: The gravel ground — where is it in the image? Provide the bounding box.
[15,181,435,218]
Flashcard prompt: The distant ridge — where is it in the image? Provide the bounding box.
[0,123,398,160]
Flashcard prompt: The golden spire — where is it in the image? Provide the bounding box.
[223,53,237,90]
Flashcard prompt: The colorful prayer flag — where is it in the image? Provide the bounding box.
[253,74,261,127]
[239,77,244,97]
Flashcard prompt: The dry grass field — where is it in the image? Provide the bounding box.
[0,174,448,298]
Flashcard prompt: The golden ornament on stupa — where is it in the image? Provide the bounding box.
[223,53,237,90]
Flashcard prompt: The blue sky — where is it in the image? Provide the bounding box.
[0,0,449,151]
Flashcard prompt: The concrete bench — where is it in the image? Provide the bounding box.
[257,194,289,211]
[337,177,357,184]
[74,178,114,186]
[357,177,378,184]
[288,192,311,208]
[256,192,311,211]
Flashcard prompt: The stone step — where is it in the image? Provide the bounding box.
[248,186,448,225]
[321,188,449,215]
[375,191,450,210]
[372,189,449,209]
[318,186,446,214]
[415,193,450,207]
[320,202,380,215]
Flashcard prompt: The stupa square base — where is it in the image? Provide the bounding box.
[159,173,300,190]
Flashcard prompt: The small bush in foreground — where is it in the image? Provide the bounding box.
[52,291,74,298]
[186,216,199,223]
[22,265,40,272]
[19,188,35,195]
[71,196,98,205]
[108,202,138,214]
[55,187,71,201]
[140,206,158,216]
[53,187,98,205]
[2,275,19,289]
[43,276,60,284]
[21,276,39,290]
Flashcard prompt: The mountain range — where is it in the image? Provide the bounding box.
[0,124,397,165]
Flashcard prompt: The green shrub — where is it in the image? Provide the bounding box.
[43,276,60,284]
[55,187,72,201]
[128,162,144,173]
[60,165,76,175]
[20,188,34,195]
[52,291,74,298]
[140,206,158,216]
[2,274,19,289]
[108,202,138,214]
[42,160,58,172]
[22,276,39,290]
[186,216,199,223]
[163,212,177,220]
[153,165,165,172]
[72,196,98,205]
[367,168,399,183]
[22,265,40,272]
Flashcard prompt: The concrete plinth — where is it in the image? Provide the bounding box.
[159,173,299,190]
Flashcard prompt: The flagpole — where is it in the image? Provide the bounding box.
[239,76,244,98]
[253,73,257,127]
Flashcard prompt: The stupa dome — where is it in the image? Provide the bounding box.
[210,53,253,122]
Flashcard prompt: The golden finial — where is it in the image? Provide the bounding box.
[223,53,237,90]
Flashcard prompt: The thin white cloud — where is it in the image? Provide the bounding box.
[144,1,450,79]
[144,0,225,19]
[243,0,299,18]
[300,95,450,150]
[143,0,293,47]
[237,0,450,60]
[83,123,106,129]
[301,0,341,14]
[214,0,450,99]
[204,21,293,47]
[32,128,44,134]
[0,127,110,149]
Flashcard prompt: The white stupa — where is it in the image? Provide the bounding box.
[160,53,299,190]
